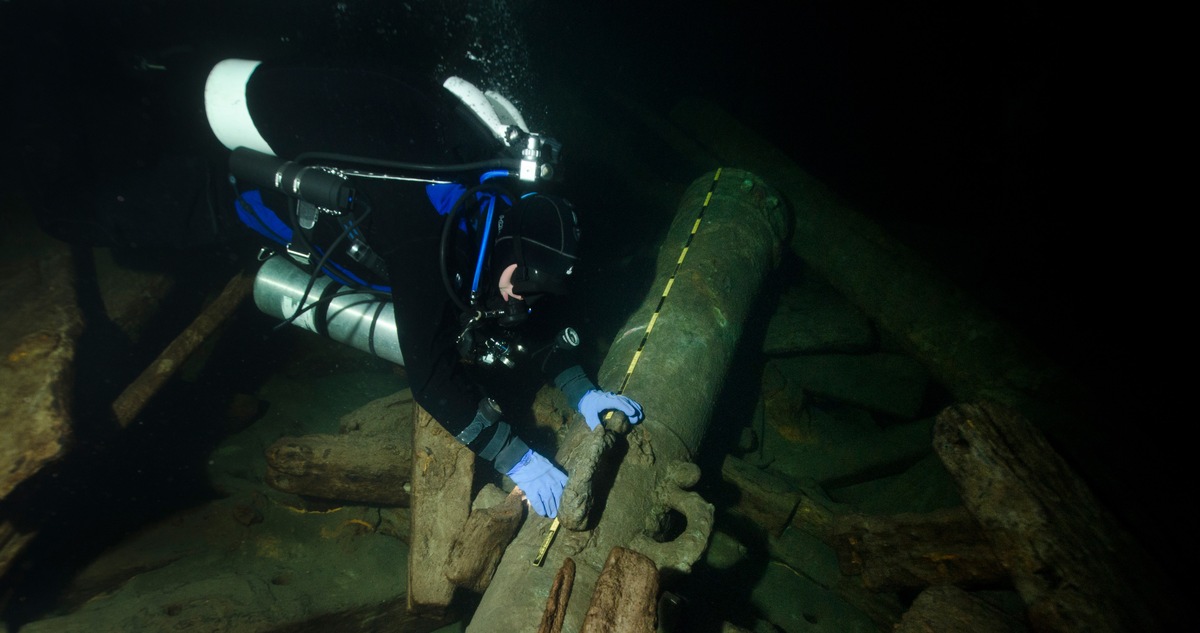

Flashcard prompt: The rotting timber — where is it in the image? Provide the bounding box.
[467,168,789,633]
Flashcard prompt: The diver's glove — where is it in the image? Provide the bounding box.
[506,449,568,518]
[555,365,645,431]
[577,390,645,430]
[456,399,566,518]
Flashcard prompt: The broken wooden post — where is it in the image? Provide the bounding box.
[444,486,525,593]
[407,401,475,613]
[468,168,789,632]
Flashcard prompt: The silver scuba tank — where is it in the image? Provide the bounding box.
[252,255,404,366]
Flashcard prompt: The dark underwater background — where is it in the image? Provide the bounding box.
[1,0,1150,400]
[0,0,1176,630]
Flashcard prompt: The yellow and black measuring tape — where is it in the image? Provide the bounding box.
[533,169,725,566]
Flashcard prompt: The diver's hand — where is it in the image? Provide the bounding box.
[577,390,644,430]
[506,449,567,518]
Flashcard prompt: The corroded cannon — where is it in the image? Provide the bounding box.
[467,168,789,632]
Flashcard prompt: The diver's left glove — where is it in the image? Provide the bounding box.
[577,390,644,430]
[506,449,568,518]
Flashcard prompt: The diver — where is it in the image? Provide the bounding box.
[210,59,647,519]
[36,58,644,519]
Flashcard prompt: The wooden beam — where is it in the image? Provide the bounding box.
[933,401,1180,632]
[264,433,412,506]
[828,506,1007,591]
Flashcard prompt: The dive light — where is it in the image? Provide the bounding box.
[230,147,355,213]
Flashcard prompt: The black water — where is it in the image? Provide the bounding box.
[0,0,1177,629]
[1,0,1148,395]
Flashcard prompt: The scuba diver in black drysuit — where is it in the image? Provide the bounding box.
[39,58,645,518]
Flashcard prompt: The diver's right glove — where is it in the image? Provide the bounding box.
[456,399,567,518]
[577,390,644,430]
[506,449,568,518]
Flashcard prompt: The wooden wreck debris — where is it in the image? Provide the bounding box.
[1,231,80,501]
[580,547,659,633]
[828,506,1007,591]
[894,585,1029,633]
[536,557,576,633]
[444,486,525,593]
[720,455,802,536]
[1,520,37,582]
[113,270,254,427]
[264,433,412,506]
[933,401,1179,632]
[259,389,415,505]
[556,412,621,531]
[718,455,842,540]
[337,388,414,436]
[0,217,82,583]
[788,481,841,538]
[407,402,475,613]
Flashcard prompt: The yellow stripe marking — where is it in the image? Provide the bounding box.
[536,169,725,566]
